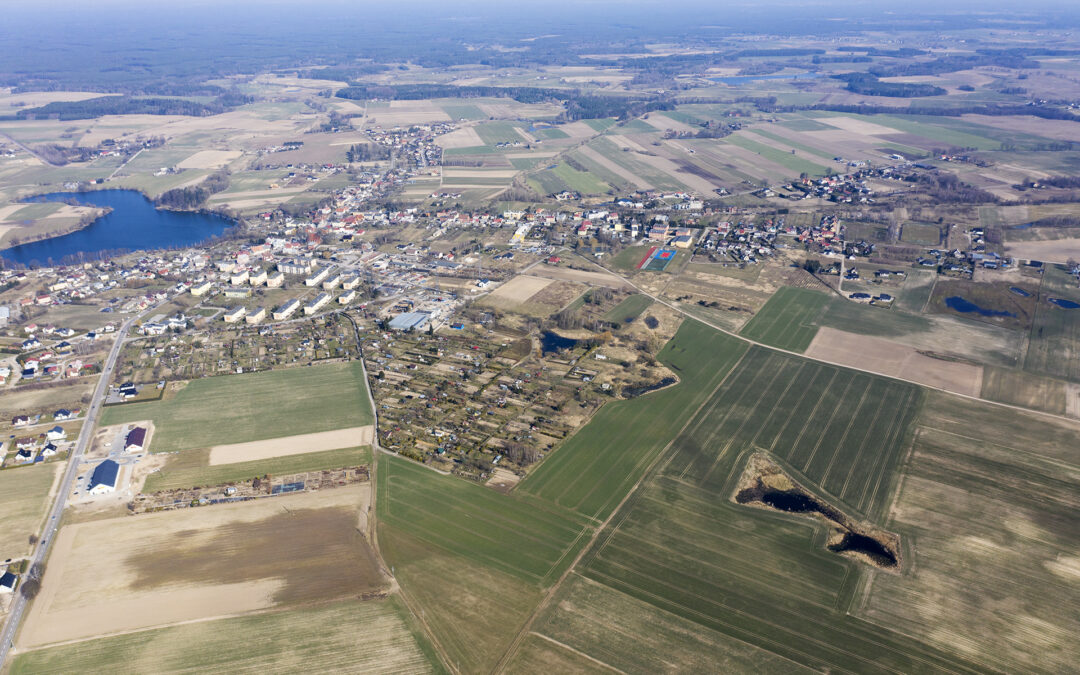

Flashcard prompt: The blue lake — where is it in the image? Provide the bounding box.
[945,296,1015,317]
[541,331,578,355]
[1,190,235,266]
[1049,297,1080,309]
[710,72,823,85]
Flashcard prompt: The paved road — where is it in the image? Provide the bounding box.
[0,306,153,667]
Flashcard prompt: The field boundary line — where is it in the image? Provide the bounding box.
[489,346,751,674]
[527,630,626,673]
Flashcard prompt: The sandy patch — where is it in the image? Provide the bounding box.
[818,116,899,136]
[487,275,554,303]
[1005,238,1080,263]
[486,467,521,493]
[21,486,367,648]
[529,265,631,289]
[436,127,484,149]
[208,425,374,466]
[805,326,983,397]
[177,149,242,169]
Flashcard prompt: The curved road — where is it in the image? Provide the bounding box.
[0,304,158,667]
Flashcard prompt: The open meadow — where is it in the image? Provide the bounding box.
[738,286,829,352]
[100,362,372,452]
[11,597,435,675]
[1024,264,1080,382]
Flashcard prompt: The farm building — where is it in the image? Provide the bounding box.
[125,427,147,452]
[389,312,432,332]
[0,571,16,594]
[88,459,120,495]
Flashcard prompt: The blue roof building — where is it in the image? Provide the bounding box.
[88,459,120,495]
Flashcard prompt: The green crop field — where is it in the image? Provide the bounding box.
[441,104,485,120]
[531,127,569,140]
[10,597,436,675]
[745,127,836,160]
[513,343,1004,674]
[0,464,57,561]
[474,121,526,145]
[1024,264,1080,381]
[739,286,830,352]
[725,134,830,176]
[602,294,652,324]
[551,162,611,194]
[101,362,373,452]
[519,320,748,520]
[583,118,616,132]
[377,453,593,672]
[143,445,371,492]
[900,221,942,245]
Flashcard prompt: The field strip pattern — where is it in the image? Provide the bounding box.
[739,287,830,353]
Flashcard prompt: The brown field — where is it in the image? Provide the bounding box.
[816,116,897,136]
[20,486,383,648]
[962,114,1080,143]
[576,145,654,189]
[1005,238,1080,263]
[805,326,984,396]
[528,265,631,289]
[435,127,484,149]
[207,425,374,465]
[485,275,554,304]
[0,379,98,417]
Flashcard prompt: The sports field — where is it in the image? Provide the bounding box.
[11,597,435,675]
[519,319,748,520]
[739,286,830,352]
[100,362,372,451]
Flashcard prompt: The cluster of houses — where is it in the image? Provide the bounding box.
[6,409,76,465]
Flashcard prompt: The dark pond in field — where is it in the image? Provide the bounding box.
[540,331,578,355]
[945,296,1015,317]
[1049,297,1080,309]
[828,531,899,567]
[1,190,234,266]
[710,72,823,85]
[1009,287,1031,297]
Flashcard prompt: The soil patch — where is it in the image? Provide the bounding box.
[208,425,374,465]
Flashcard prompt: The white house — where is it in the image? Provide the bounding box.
[88,459,120,495]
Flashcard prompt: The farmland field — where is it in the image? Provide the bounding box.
[858,392,1080,674]
[0,464,60,561]
[20,486,384,648]
[143,445,371,492]
[11,597,435,675]
[100,362,372,451]
[520,319,748,520]
[739,286,830,352]
[513,342,1006,673]
[1024,264,1080,382]
[602,294,652,324]
[980,366,1066,415]
[377,454,593,672]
